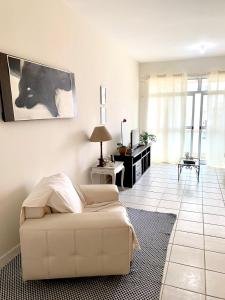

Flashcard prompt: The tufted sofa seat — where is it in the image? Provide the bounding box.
[20,177,139,281]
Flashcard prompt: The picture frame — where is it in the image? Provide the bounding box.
[100,106,106,124]
[0,52,76,122]
[100,85,107,124]
[100,86,106,105]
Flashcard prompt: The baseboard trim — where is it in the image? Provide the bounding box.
[0,244,20,269]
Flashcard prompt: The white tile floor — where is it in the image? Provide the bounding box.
[119,163,225,300]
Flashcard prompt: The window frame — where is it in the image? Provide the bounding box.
[185,77,208,161]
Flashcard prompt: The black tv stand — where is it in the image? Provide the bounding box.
[113,144,151,188]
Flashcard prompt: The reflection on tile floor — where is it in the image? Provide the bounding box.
[119,163,225,300]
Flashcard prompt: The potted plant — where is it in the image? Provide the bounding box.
[140,131,156,146]
[117,118,128,155]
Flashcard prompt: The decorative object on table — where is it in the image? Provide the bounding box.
[106,161,115,167]
[185,152,190,159]
[117,118,128,155]
[184,152,195,164]
[183,159,196,165]
[139,131,156,146]
[100,86,106,124]
[90,125,112,167]
[126,147,133,155]
[178,157,200,182]
[1,209,176,300]
[121,118,127,145]
[0,52,75,122]
[103,155,115,167]
[91,161,125,188]
[117,142,128,155]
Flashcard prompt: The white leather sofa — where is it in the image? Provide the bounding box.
[20,175,138,281]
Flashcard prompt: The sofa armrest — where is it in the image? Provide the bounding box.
[78,184,119,205]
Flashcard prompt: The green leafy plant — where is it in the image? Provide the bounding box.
[140,131,156,145]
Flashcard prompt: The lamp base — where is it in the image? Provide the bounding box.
[97,157,106,167]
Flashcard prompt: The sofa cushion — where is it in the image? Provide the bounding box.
[46,173,83,213]
[22,173,83,222]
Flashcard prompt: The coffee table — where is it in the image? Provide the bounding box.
[178,158,200,182]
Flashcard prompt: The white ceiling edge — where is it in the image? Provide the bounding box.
[139,53,225,64]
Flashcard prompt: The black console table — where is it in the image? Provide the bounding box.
[113,144,151,188]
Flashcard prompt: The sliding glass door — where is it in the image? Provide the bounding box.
[184,78,208,162]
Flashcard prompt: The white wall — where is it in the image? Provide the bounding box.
[0,0,139,259]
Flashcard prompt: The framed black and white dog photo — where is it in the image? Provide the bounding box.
[0,52,76,121]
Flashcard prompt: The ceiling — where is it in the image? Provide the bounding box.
[69,0,225,62]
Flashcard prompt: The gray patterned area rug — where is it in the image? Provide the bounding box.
[0,208,176,300]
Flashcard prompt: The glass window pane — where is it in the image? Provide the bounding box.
[192,93,201,158]
[219,80,225,90]
[202,95,207,127]
[184,79,208,161]
[187,79,198,92]
[194,93,201,130]
[192,131,199,158]
[184,129,191,155]
[185,96,193,126]
[200,129,207,160]
[201,78,208,91]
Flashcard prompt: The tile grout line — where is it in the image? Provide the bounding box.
[160,167,187,299]
[165,260,225,276]
[170,242,225,255]
[202,171,207,297]
[217,168,225,208]
[123,165,225,299]
[176,229,225,240]
[123,198,225,222]
[157,167,186,299]
[163,283,225,300]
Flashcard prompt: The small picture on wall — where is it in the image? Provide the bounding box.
[0,52,76,121]
[99,86,107,124]
[100,106,106,124]
[100,86,106,105]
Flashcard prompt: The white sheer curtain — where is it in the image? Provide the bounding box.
[207,72,225,168]
[142,74,187,163]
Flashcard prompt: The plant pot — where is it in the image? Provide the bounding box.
[118,146,127,155]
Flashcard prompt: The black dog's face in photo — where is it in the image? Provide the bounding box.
[14,61,72,117]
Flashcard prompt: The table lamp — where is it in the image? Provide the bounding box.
[90,125,112,167]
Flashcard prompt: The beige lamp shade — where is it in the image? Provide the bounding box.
[90,126,112,142]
